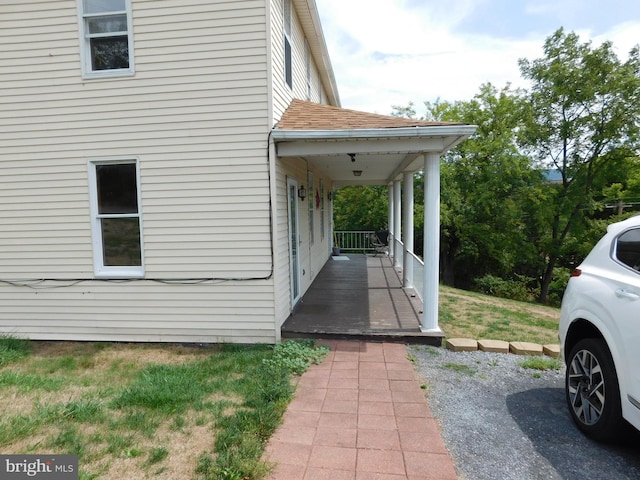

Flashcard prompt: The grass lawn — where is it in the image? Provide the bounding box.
[439,285,561,345]
[0,339,327,480]
[0,286,560,478]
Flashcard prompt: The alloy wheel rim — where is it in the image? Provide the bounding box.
[568,349,605,426]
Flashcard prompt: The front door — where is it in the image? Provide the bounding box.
[287,178,302,306]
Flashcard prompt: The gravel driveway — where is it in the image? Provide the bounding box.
[409,346,640,480]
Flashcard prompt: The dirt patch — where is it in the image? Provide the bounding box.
[88,416,215,480]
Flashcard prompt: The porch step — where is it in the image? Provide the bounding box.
[281,329,444,346]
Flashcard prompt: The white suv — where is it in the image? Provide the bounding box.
[559,215,640,442]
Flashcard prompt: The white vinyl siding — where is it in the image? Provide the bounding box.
[0,0,275,343]
[274,157,333,326]
[269,0,327,123]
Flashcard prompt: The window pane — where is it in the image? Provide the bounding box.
[84,0,126,14]
[96,163,138,214]
[616,229,640,271]
[285,37,292,88]
[88,14,127,34]
[90,36,129,70]
[101,218,141,266]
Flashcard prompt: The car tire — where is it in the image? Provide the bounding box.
[565,338,625,442]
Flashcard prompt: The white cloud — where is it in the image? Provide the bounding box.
[315,0,640,115]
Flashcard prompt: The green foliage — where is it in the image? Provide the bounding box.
[518,356,562,371]
[333,186,389,231]
[262,339,329,376]
[518,28,640,302]
[384,30,640,303]
[474,274,538,302]
[111,363,211,413]
[63,399,105,423]
[0,335,31,366]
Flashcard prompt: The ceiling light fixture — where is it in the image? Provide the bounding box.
[349,153,356,162]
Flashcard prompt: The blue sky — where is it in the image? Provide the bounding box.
[315,0,640,115]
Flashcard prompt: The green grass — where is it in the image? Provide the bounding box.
[442,362,477,376]
[0,338,329,480]
[518,356,562,371]
[439,285,560,345]
[0,335,31,366]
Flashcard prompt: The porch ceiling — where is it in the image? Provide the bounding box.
[272,100,476,186]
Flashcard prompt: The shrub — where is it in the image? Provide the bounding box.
[474,274,538,302]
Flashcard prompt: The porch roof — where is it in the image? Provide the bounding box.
[272,100,476,186]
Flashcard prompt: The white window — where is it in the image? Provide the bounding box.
[305,39,311,100]
[78,0,134,78]
[88,159,144,278]
[283,0,293,89]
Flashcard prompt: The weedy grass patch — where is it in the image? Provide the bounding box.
[518,356,562,371]
[439,286,560,345]
[0,338,329,480]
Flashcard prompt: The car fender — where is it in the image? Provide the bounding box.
[563,290,630,402]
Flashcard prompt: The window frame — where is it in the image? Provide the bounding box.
[88,158,144,279]
[77,0,135,79]
[283,0,293,89]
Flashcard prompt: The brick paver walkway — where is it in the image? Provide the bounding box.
[263,340,458,479]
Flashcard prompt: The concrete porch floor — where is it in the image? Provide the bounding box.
[281,255,443,346]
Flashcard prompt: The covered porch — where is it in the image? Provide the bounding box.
[272,100,476,341]
[281,254,442,345]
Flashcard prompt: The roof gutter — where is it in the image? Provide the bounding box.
[271,125,478,142]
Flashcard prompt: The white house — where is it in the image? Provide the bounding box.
[0,0,475,343]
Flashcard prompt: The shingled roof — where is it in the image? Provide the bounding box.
[276,99,461,130]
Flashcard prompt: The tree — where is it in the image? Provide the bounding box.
[518,28,640,303]
[333,185,388,231]
[435,84,544,288]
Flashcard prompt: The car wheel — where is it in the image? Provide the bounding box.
[566,338,624,442]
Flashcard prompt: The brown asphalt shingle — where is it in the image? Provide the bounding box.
[276,99,462,130]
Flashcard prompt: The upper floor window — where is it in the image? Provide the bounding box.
[283,0,292,89]
[78,0,134,78]
[88,159,144,278]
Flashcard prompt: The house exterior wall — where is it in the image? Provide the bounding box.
[0,0,277,342]
[268,0,335,329]
[274,157,332,321]
[269,0,325,125]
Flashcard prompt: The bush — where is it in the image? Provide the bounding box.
[547,267,572,307]
[474,274,538,302]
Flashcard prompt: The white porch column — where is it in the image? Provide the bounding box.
[388,183,394,258]
[422,153,442,333]
[393,179,402,268]
[402,172,414,288]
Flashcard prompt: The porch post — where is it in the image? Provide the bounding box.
[402,172,414,288]
[422,153,443,333]
[388,183,394,258]
[393,179,401,268]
